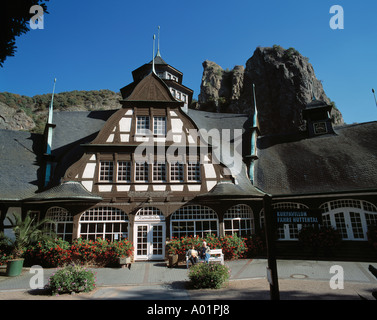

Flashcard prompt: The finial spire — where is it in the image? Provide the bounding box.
[252,83,258,125]
[48,77,57,124]
[156,26,161,57]
[152,34,156,74]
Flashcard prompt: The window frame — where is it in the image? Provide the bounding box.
[135,161,149,182]
[153,116,166,136]
[45,207,73,242]
[187,162,201,182]
[117,161,131,182]
[153,161,166,182]
[170,205,219,238]
[79,207,129,242]
[224,204,254,236]
[170,161,184,182]
[99,161,114,182]
[136,116,150,135]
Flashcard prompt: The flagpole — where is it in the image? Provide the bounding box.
[373,89,377,107]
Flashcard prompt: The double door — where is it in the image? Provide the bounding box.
[331,211,366,240]
[134,222,165,260]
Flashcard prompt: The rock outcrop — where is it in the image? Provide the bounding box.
[0,102,35,131]
[198,61,244,113]
[197,46,344,136]
[0,90,122,133]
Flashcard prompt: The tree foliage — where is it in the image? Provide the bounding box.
[1,0,49,67]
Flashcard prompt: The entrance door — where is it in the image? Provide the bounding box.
[134,222,165,260]
[332,211,366,240]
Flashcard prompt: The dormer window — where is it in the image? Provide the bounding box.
[313,122,328,135]
[302,99,335,138]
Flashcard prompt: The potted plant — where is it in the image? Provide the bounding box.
[5,213,53,276]
[111,239,134,268]
[166,239,179,268]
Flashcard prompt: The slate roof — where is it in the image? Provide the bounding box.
[0,130,42,201]
[255,121,377,195]
[52,109,116,154]
[50,109,116,185]
[2,105,376,203]
[187,109,265,198]
[24,181,102,203]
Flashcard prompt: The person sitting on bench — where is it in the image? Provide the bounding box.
[200,241,211,263]
[186,245,198,265]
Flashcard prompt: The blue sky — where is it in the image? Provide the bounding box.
[1,0,377,124]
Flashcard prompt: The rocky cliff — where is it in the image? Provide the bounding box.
[0,90,121,133]
[0,101,35,131]
[198,45,344,135]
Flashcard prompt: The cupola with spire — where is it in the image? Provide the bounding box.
[120,27,193,112]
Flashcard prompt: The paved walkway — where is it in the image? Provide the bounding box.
[1,259,377,300]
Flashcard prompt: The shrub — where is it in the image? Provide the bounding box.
[318,226,342,248]
[24,237,134,268]
[0,233,12,266]
[298,226,342,249]
[367,225,377,251]
[166,236,202,256]
[46,264,96,296]
[218,234,247,260]
[166,234,248,261]
[0,252,12,266]
[70,238,101,266]
[244,233,266,258]
[70,238,134,267]
[188,263,230,289]
[109,238,134,259]
[24,238,72,268]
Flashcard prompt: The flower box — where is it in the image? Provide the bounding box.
[118,256,131,266]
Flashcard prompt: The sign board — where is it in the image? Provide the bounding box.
[274,209,322,226]
[266,267,273,285]
[135,215,165,222]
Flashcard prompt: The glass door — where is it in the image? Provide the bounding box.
[134,222,165,260]
[331,211,367,240]
[152,224,164,257]
[136,224,149,260]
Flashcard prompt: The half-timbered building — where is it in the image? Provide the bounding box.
[1,49,377,261]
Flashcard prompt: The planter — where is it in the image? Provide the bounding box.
[6,259,24,277]
[118,256,131,267]
[168,254,178,268]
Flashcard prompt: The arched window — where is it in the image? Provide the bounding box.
[170,205,218,238]
[79,207,128,241]
[260,202,308,240]
[320,200,377,240]
[45,207,73,242]
[224,204,254,236]
[136,207,164,217]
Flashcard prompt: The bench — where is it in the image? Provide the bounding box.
[186,248,224,268]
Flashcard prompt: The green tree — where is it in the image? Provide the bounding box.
[6,213,54,259]
[1,0,49,67]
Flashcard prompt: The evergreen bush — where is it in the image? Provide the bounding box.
[188,263,230,289]
[46,264,96,296]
